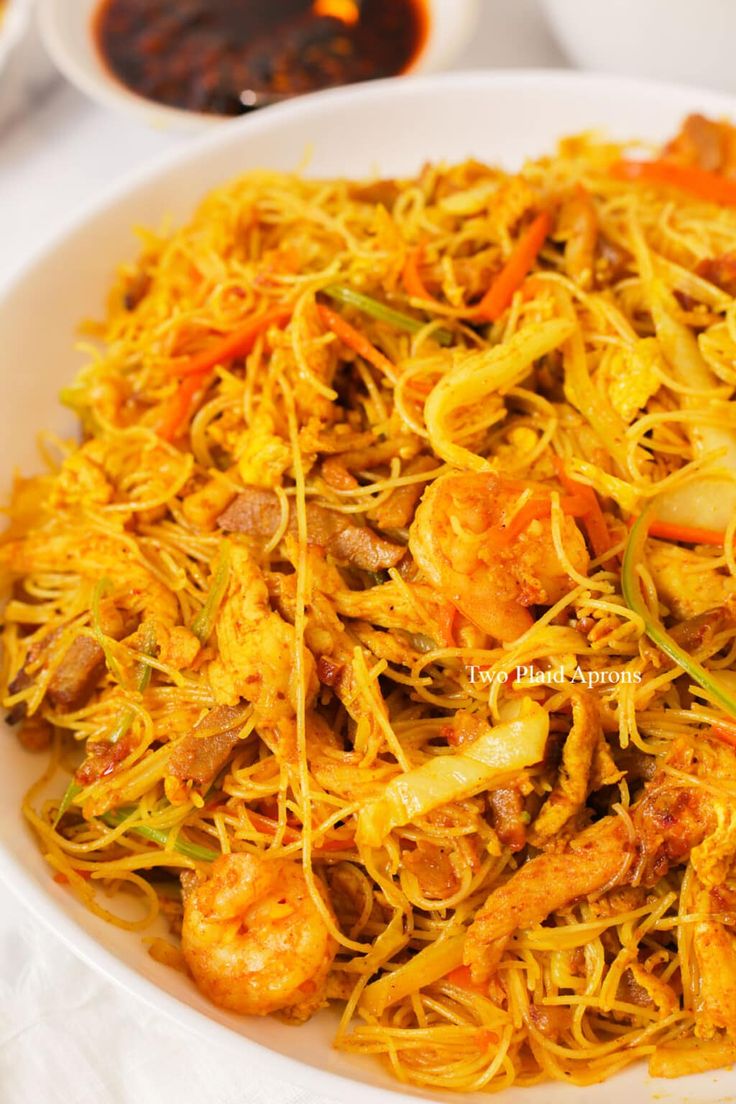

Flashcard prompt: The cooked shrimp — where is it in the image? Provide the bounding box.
[181,852,337,1020]
[409,471,590,642]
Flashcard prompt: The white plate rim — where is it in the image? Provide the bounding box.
[6,66,736,296]
[4,68,736,1102]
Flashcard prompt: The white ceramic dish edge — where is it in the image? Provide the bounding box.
[3,71,736,1104]
[538,0,736,95]
[0,0,59,134]
[0,0,30,71]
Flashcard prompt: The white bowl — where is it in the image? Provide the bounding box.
[0,0,29,70]
[0,0,58,131]
[539,0,736,95]
[0,0,31,128]
[2,71,736,1104]
[37,0,480,132]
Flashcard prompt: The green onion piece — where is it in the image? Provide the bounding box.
[90,576,124,684]
[622,503,736,719]
[106,708,135,747]
[59,383,84,412]
[107,623,158,745]
[134,621,157,695]
[191,546,231,644]
[323,284,454,347]
[101,808,219,862]
[53,780,82,828]
[60,382,97,435]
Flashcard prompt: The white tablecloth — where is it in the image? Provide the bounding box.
[0,4,564,1100]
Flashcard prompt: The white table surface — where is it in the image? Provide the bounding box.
[0,4,565,1102]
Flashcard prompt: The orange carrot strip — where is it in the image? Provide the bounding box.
[247,811,300,843]
[437,601,458,647]
[315,835,356,853]
[711,724,736,748]
[562,494,590,514]
[612,159,736,207]
[569,491,610,558]
[406,378,435,397]
[157,373,208,442]
[159,308,292,441]
[474,211,551,322]
[446,965,487,994]
[553,458,612,559]
[646,520,728,546]
[520,275,548,302]
[317,303,398,381]
[402,246,441,304]
[501,499,550,545]
[499,493,588,547]
[171,307,292,378]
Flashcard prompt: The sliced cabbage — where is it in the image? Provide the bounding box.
[425,319,574,471]
[645,280,736,531]
[360,932,466,1016]
[356,700,549,847]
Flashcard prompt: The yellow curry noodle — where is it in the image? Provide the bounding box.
[5,112,736,1091]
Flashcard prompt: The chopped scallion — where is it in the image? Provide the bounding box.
[323,285,453,347]
[622,504,736,719]
[101,808,219,862]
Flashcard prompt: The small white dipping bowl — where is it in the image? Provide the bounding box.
[0,0,29,72]
[37,0,480,131]
[540,0,736,95]
[0,0,57,131]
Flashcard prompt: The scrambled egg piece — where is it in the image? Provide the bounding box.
[606,338,662,423]
[181,475,237,530]
[3,529,179,625]
[647,541,736,618]
[156,624,201,671]
[237,413,292,489]
[485,177,537,243]
[208,545,316,715]
[50,439,112,508]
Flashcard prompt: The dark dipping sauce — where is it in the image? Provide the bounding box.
[95,0,427,117]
